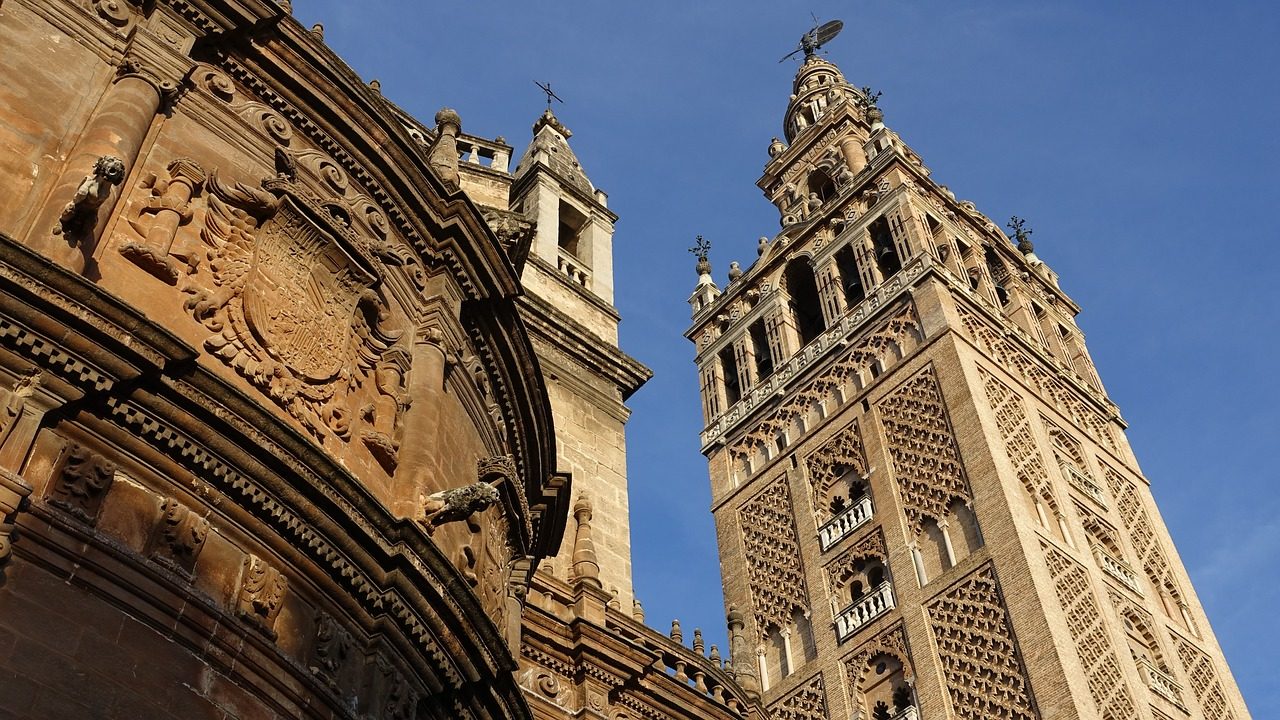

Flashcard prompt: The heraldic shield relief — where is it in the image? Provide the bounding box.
[184,169,405,444]
[242,196,377,383]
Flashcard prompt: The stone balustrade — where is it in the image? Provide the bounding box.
[1136,656,1186,709]
[557,248,591,289]
[1093,545,1143,595]
[892,707,920,720]
[835,582,895,642]
[1061,461,1107,506]
[818,495,873,551]
[610,619,751,715]
[455,133,511,173]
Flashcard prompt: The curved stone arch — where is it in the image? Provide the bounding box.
[825,531,889,591]
[804,420,870,520]
[1115,597,1170,671]
[845,624,916,692]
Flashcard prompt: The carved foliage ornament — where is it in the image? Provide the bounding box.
[149,497,210,575]
[47,443,116,524]
[237,553,288,636]
[184,169,408,446]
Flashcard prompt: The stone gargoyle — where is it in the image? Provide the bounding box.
[421,482,500,534]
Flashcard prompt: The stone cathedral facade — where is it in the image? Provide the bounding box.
[0,1,764,719]
[687,49,1251,720]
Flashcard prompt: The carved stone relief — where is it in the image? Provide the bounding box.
[309,611,356,695]
[181,166,409,453]
[236,553,288,637]
[148,497,210,576]
[121,157,207,284]
[46,442,116,524]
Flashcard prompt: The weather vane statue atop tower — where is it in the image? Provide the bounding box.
[779,18,844,63]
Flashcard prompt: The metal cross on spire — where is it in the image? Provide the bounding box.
[534,81,564,110]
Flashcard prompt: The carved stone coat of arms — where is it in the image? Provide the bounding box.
[184,171,405,446]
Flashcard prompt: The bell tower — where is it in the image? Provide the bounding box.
[687,33,1251,720]
[509,108,650,609]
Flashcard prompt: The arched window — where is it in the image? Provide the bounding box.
[558,200,587,260]
[984,246,1011,306]
[857,653,913,720]
[748,319,774,380]
[784,259,826,346]
[868,217,902,279]
[718,345,741,405]
[807,168,837,204]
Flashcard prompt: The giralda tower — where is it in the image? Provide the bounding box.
[685,31,1250,720]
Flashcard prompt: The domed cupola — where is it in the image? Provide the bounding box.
[783,55,862,142]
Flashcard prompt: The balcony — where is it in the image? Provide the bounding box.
[835,583,895,642]
[1137,656,1187,710]
[556,248,591,289]
[1093,545,1143,595]
[818,495,874,551]
[1061,461,1106,507]
[892,708,920,720]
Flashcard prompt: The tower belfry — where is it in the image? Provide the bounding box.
[509,106,650,607]
[688,40,1250,720]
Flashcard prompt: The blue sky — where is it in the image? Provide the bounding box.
[297,2,1279,713]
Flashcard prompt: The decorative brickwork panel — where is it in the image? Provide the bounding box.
[980,368,1059,511]
[878,365,972,535]
[718,301,922,459]
[738,477,809,638]
[770,672,828,720]
[1104,467,1180,601]
[927,564,1039,720]
[805,420,868,517]
[1173,635,1235,720]
[957,305,1117,451]
[1042,545,1139,720]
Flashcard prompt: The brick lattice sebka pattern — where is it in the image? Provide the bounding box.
[927,565,1039,720]
[1042,545,1139,720]
[738,477,809,639]
[877,366,973,535]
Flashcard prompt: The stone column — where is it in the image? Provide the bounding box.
[840,136,867,175]
[45,70,165,270]
[815,257,846,325]
[397,325,449,500]
[35,21,196,275]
